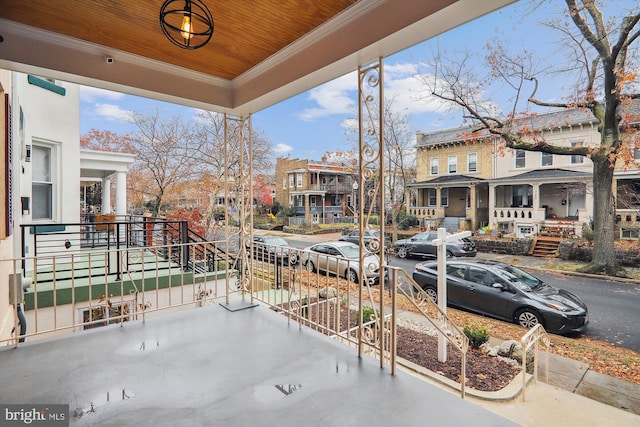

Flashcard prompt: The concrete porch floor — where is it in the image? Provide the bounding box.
[0,297,517,427]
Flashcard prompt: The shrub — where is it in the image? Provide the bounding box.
[398,214,419,230]
[357,306,379,324]
[463,325,490,349]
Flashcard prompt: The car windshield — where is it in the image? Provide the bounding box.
[262,237,287,246]
[494,265,543,291]
[338,245,361,259]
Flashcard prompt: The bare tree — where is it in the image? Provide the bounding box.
[128,109,199,217]
[192,110,274,230]
[346,96,416,240]
[422,1,639,276]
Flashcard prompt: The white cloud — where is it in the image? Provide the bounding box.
[91,103,134,122]
[274,143,293,153]
[80,86,125,103]
[296,73,357,121]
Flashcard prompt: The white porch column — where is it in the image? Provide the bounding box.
[102,176,111,214]
[488,184,496,226]
[115,171,127,216]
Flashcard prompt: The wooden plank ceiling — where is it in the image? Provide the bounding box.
[0,1,515,114]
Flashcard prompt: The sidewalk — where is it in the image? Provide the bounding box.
[395,307,640,426]
[259,229,640,423]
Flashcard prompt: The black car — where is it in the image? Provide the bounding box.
[412,259,588,335]
[251,235,298,265]
[338,229,391,253]
[394,231,476,258]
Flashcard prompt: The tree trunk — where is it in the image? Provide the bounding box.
[581,156,620,275]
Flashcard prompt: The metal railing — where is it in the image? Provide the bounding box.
[2,239,239,347]
[5,237,470,397]
[247,242,469,395]
[21,217,222,283]
[520,324,550,401]
[390,266,469,398]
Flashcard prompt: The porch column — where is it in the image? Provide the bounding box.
[436,187,441,215]
[304,194,310,223]
[584,182,594,223]
[488,184,496,227]
[115,171,127,216]
[102,176,111,214]
[468,184,477,230]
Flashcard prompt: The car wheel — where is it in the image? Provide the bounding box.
[305,261,316,273]
[422,286,437,303]
[347,269,358,283]
[515,308,543,329]
[396,246,408,259]
[289,252,299,265]
[446,250,453,258]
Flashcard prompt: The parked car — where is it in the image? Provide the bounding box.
[412,259,589,335]
[301,241,381,284]
[338,228,391,253]
[250,235,299,265]
[394,231,476,259]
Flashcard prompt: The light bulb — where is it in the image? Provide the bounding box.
[181,14,193,40]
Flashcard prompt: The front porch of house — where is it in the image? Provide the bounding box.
[408,170,594,238]
[0,299,517,426]
[0,220,522,426]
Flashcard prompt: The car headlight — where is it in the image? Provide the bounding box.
[546,302,569,312]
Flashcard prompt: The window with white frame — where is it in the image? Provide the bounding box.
[621,228,639,239]
[32,143,54,220]
[310,195,317,207]
[570,141,584,164]
[296,173,302,187]
[440,188,449,206]
[515,150,525,168]
[467,153,477,172]
[427,188,437,206]
[289,174,294,188]
[448,155,457,174]
[282,177,287,189]
[541,152,553,166]
[430,157,439,175]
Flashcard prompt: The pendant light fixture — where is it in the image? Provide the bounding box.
[160,0,214,50]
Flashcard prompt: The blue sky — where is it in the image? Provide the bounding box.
[79,1,638,160]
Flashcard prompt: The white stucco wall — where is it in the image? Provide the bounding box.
[13,73,80,270]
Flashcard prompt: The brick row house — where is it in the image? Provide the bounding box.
[275,156,358,225]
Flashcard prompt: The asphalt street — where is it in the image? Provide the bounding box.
[283,233,640,353]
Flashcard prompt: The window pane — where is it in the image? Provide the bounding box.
[541,152,553,166]
[448,156,457,173]
[428,189,437,206]
[570,141,584,164]
[515,150,525,168]
[441,188,449,206]
[33,183,52,219]
[468,153,477,172]
[33,145,51,181]
[430,158,438,175]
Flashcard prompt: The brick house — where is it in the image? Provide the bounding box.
[275,156,358,224]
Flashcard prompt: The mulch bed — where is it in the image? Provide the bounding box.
[278,297,519,392]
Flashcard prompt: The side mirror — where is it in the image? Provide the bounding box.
[491,283,505,291]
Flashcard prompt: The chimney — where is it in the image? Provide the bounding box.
[322,155,327,163]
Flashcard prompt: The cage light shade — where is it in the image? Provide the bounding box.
[160,0,214,50]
